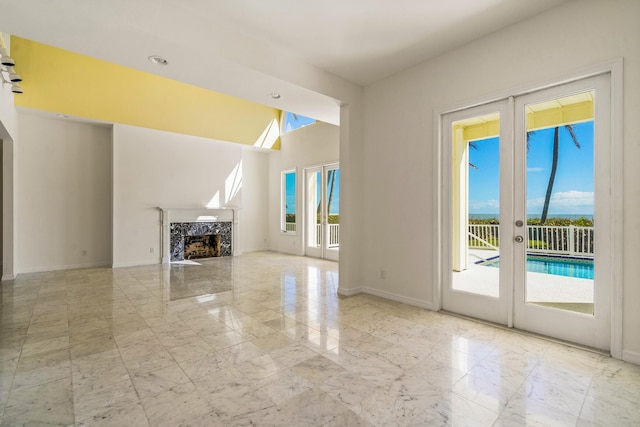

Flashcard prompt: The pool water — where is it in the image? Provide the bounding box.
[480,255,594,280]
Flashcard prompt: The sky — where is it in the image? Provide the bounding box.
[285,171,296,214]
[284,112,316,133]
[468,121,594,217]
[285,169,340,215]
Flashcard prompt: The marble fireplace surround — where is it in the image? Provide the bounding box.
[158,207,239,263]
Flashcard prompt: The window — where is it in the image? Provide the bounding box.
[282,112,316,133]
[281,170,296,233]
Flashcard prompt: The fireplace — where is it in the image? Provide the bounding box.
[158,207,238,263]
[184,234,221,259]
[169,221,232,261]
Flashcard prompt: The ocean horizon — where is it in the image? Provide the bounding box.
[469,213,594,220]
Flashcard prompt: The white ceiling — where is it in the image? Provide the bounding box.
[0,0,569,125]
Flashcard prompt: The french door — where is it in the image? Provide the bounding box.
[305,164,340,261]
[442,74,612,350]
[442,99,513,325]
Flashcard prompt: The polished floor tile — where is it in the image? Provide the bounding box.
[1,252,639,426]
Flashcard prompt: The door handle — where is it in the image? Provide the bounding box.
[514,236,524,243]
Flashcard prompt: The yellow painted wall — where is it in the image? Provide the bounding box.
[11,37,280,149]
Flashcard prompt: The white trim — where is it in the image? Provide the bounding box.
[337,286,363,297]
[609,59,624,360]
[622,350,640,366]
[361,287,435,310]
[432,109,443,311]
[1,274,15,281]
[112,260,160,268]
[18,262,111,274]
[337,286,436,310]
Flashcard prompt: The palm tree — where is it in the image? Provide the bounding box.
[327,170,336,217]
[539,124,580,224]
[316,170,337,217]
[468,141,479,170]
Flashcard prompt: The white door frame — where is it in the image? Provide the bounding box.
[304,162,340,261]
[435,60,623,358]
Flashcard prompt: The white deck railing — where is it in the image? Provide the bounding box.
[469,224,594,256]
[285,222,296,232]
[328,224,340,247]
[315,223,340,248]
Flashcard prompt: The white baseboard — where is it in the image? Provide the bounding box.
[112,259,160,268]
[19,261,111,275]
[237,247,270,254]
[622,350,640,365]
[338,286,363,297]
[361,287,435,310]
[1,274,16,281]
[337,286,435,310]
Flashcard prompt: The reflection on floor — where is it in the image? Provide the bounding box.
[1,252,638,426]
[168,259,234,301]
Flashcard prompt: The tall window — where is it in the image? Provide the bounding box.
[282,170,297,233]
[282,112,315,133]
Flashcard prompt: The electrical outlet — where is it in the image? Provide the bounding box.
[82,250,87,256]
[150,247,154,253]
[380,270,386,280]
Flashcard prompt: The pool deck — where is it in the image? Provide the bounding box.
[452,249,593,303]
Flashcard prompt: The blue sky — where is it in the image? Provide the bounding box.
[468,121,594,216]
[285,172,296,214]
[284,112,316,133]
[312,170,340,215]
[285,169,340,215]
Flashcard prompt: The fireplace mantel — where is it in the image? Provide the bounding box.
[158,207,240,263]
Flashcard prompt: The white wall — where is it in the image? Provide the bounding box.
[112,124,269,267]
[16,114,112,273]
[269,122,340,255]
[239,148,270,253]
[361,0,640,358]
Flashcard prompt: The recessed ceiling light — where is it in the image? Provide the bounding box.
[148,55,169,66]
[268,92,281,99]
[57,114,69,119]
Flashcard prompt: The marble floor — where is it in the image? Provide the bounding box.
[1,252,638,426]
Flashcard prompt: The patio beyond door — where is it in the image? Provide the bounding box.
[443,75,612,351]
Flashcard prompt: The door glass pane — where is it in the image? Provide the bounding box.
[451,113,501,297]
[327,168,339,248]
[306,170,322,248]
[283,171,296,232]
[524,91,595,315]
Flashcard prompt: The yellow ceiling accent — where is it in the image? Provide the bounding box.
[454,92,594,142]
[11,36,281,149]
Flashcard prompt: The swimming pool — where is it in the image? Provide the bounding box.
[479,255,594,280]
